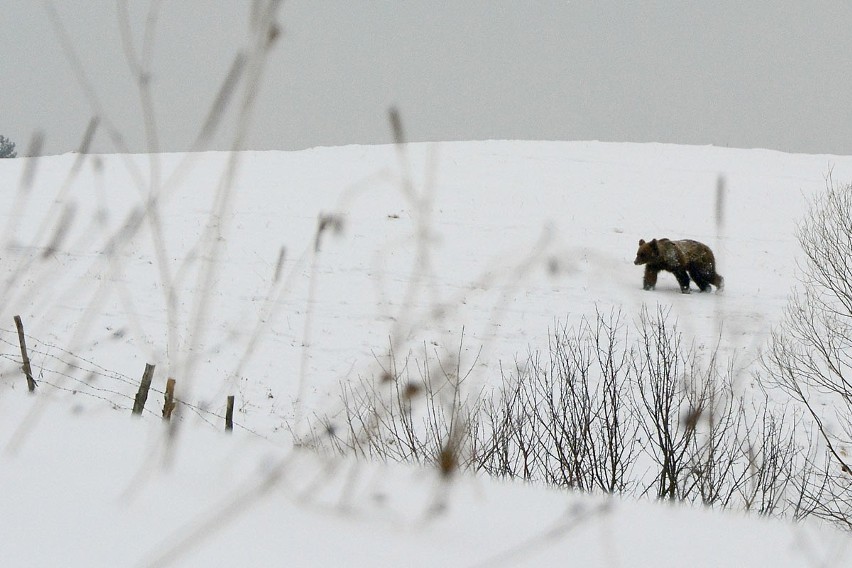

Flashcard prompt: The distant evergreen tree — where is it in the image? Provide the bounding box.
[0,135,16,158]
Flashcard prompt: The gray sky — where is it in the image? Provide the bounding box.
[5,1,852,156]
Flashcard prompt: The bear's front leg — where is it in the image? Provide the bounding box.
[643,267,658,290]
[673,269,691,294]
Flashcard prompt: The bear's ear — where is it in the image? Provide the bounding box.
[649,238,658,250]
[638,239,646,246]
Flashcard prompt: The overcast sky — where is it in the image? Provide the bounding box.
[5,1,852,156]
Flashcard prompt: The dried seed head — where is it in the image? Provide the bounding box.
[388,107,405,145]
[267,23,281,46]
[681,407,703,432]
[437,445,457,478]
[315,213,344,251]
[403,382,421,400]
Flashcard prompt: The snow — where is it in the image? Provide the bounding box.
[0,140,851,566]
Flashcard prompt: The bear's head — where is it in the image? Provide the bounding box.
[634,239,659,265]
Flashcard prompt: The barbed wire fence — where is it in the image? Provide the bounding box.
[0,322,267,438]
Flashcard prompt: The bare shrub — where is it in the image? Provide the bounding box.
[307,306,809,520]
[763,175,852,527]
[633,305,698,500]
[474,308,640,493]
[298,338,481,475]
[633,306,750,507]
[632,307,805,515]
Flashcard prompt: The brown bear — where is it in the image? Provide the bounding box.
[634,238,724,294]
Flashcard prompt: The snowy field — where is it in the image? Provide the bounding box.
[1,140,851,566]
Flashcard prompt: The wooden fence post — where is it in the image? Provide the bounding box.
[162,378,176,420]
[131,363,156,416]
[13,315,36,392]
[225,395,235,431]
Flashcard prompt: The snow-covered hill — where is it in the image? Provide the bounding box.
[0,141,850,566]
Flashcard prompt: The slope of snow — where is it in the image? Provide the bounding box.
[2,394,849,567]
[0,140,851,566]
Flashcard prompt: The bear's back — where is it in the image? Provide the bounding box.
[673,239,715,267]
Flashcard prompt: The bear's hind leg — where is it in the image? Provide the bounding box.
[689,269,712,292]
[711,273,724,291]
